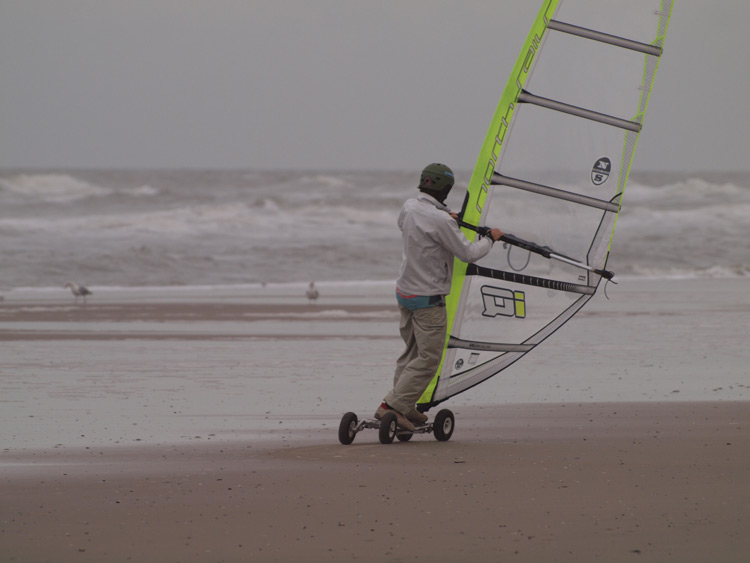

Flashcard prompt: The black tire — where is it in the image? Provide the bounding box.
[338,412,359,445]
[433,409,455,442]
[396,432,413,442]
[378,412,397,444]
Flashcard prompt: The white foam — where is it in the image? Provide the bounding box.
[0,170,747,288]
[624,264,750,280]
[0,173,112,202]
[243,309,399,320]
[127,185,160,197]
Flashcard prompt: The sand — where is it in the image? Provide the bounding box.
[1,278,749,562]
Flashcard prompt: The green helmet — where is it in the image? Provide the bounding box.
[419,163,454,197]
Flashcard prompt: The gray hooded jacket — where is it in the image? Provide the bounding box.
[396,193,493,296]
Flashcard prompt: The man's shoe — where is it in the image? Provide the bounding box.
[406,409,428,425]
[374,404,415,432]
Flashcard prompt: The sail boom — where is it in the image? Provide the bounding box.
[548,19,663,56]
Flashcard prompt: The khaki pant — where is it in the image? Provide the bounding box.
[384,305,446,415]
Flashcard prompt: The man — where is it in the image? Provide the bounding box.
[376,163,503,431]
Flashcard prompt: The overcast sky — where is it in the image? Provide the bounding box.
[1,1,747,171]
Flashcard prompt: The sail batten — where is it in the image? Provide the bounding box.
[491,173,620,212]
[548,19,663,56]
[518,91,643,132]
[448,338,534,353]
[466,264,596,295]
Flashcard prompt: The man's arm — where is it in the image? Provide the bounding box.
[433,215,498,263]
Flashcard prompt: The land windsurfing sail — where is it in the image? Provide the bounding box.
[418,0,673,408]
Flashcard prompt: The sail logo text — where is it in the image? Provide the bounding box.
[476,31,543,216]
[591,157,611,185]
[480,286,526,319]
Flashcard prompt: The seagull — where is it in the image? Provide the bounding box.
[64,282,92,303]
[306,281,319,303]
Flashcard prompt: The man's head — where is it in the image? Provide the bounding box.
[419,163,454,203]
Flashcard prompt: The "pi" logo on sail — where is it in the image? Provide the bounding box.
[480,286,526,319]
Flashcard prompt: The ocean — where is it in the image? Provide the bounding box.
[1,169,748,291]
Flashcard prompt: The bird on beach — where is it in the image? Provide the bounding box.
[64,282,92,303]
[306,281,319,303]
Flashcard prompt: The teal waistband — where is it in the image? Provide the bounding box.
[396,289,445,310]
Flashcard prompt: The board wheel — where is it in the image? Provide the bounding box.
[338,412,359,445]
[396,431,413,442]
[378,412,398,444]
[433,409,455,441]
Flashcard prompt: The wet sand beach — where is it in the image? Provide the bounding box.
[1,278,749,562]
